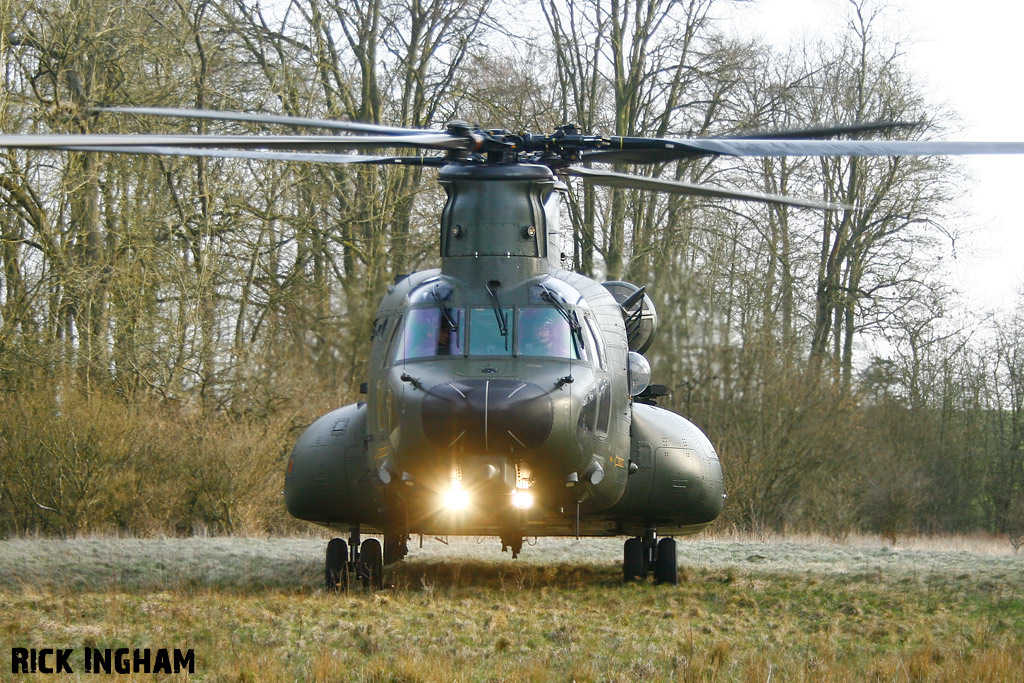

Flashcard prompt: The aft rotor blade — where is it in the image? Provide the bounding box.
[0,132,472,152]
[90,106,431,136]
[584,137,1024,163]
[58,146,449,166]
[564,166,850,211]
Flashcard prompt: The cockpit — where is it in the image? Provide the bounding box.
[390,279,605,366]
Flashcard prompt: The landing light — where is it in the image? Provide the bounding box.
[511,489,534,509]
[442,482,470,510]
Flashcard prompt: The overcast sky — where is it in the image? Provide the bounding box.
[723,0,1024,312]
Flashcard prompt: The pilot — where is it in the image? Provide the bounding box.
[525,316,569,357]
[436,322,453,355]
[405,310,442,358]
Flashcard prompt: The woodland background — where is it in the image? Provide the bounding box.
[0,0,1021,543]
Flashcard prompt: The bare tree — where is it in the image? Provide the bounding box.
[803,0,955,387]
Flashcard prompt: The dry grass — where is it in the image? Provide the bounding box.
[1,535,1021,681]
[704,527,1018,555]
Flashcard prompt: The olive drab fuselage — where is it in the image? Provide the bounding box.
[284,163,725,543]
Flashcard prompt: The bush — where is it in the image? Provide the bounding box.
[0,383,307,537]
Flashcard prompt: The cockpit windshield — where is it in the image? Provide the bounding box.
[392,304,588,362]
[469,308,513,355]
[393,307,463,360]
[518,308,580,359]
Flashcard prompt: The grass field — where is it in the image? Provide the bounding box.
[1,534,1021,681]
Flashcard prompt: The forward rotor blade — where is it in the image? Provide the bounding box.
[724,121,918,140]
[673,138,1024,157]
[90,106,432,136]
[0,132,471,152]
[58,146,449,166]
[583,137,1024,163]
[564,166,850,211]
[580,139,708,163]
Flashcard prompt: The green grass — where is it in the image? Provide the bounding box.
[1,536,1021,681]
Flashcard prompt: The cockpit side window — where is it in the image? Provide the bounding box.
[583,316,606,370]
[517,308,581,359]
[393,307,463,361]
[382,314,402,367]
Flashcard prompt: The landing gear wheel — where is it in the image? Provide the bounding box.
[358,538,384,590]
[654,537,678,585]
[623,537,645,583]
[384,534,408,566]
[325,538,349,592]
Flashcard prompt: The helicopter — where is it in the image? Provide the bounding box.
[3,108,1024,588]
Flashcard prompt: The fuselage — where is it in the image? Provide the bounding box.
[285,162,725,540]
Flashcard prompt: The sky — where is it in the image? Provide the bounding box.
[722,0,1024,312]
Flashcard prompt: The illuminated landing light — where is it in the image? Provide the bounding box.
[512,489,534,510]
[442,483,470,510]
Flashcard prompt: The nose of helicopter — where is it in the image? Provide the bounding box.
[421,379,553,453]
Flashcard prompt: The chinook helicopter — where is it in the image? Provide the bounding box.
[3,108,1024,588]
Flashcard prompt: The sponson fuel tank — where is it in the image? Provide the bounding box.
[284,403,381,526]
[605,402,725,533]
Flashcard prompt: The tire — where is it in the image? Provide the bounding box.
[654,537,678,585]
[623,537,645,583]
[359,538,384,590]
[325,538,349,592]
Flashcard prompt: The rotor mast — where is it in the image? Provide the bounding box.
[437,163,562,285]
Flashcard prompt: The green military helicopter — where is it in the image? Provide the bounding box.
[4,109,1024,588]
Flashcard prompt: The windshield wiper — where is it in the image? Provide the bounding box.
[431,284,459,334]
[540,285,584,350]
[486,280,509,350]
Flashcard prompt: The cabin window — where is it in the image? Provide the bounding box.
[393,307,463,361]
[579,389,598,434]
[517,308,580,359]
[371,316,389,341]
[375,379,393,432]
[596,381,612,435]
[469,308,513,355]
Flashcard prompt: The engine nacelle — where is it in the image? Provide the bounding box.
[602,281,658,354]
